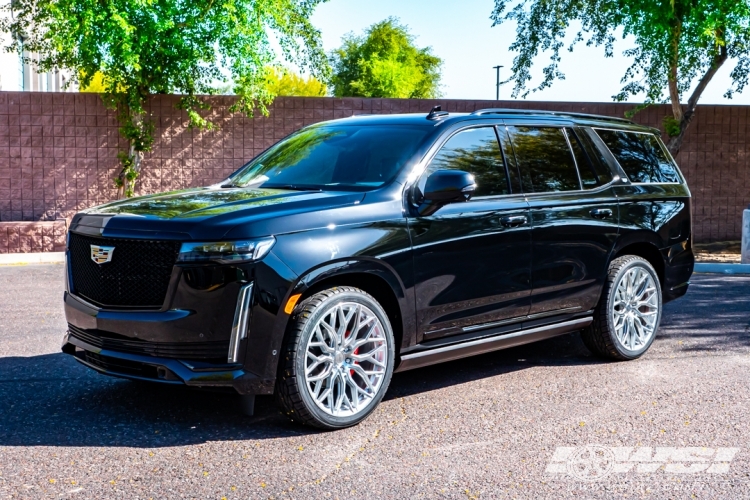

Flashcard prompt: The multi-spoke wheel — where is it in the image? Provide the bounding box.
[276,286,395,429]
[611,265,659,351]
[582,255,662,360]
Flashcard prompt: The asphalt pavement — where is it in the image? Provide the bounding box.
[0,264,749,499]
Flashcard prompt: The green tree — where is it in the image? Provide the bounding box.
[491,1,750,154]
[330,18,442,98]
[265,67,328,96]
[2,0,329,197]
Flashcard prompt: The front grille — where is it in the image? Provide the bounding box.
[68,324,229,361]
[68,232,181,308]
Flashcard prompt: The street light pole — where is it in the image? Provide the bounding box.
[493,65,504,101]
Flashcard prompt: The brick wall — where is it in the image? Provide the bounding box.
[0,221,67,253]
[0,91,748,252]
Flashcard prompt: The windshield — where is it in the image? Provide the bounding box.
[228,125,430,191]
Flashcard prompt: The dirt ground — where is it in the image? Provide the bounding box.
[693,241,742,263]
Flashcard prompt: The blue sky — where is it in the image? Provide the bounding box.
[310,0,750,104]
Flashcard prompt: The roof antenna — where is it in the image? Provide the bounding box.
[427,105,449,120]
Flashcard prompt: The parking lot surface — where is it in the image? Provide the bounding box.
[0,264,749,499]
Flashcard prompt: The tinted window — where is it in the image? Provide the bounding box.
[230,125,430,191]
[567,128,598,188]
[508,126,580,193]
[566,128,613,188]
[595,129,681,183]
[579,128,615,185]
[426,127,509,197]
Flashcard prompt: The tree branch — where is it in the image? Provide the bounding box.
[666,42,729,155]
[685,46,728,114]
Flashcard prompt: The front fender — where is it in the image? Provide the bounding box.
[293,258,407,299]
[245,219,416,385]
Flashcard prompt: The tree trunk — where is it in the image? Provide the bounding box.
[116,111,144,199]
[666,45,728,156]
[668,21,683,123]
[116,144,143,199]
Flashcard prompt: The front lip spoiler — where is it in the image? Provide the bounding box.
[64,332,248,389]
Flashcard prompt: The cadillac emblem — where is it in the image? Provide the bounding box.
[90,245,115,264]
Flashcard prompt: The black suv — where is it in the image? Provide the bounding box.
[62,108,694,429]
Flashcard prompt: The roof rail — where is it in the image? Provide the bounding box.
[470,108,633,124]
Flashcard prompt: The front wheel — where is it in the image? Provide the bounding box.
[275,286,395,429]
[582,255,662,360]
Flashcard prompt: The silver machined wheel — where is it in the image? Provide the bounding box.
[612,265,659,351]
[304,301,388,417]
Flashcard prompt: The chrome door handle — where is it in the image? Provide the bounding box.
[590,208,613,219]
[500,215,528,227]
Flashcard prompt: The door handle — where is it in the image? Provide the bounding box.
[590,208,613,219]
[500,215,528,227]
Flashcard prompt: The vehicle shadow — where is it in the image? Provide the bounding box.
[0,275,746,448]
[655,275,750,353]
[0,333,596,448]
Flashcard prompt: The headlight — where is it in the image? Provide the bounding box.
[177,237,276,264]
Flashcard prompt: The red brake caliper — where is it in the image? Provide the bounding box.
[350,347,359,376]
[344,326,360,376]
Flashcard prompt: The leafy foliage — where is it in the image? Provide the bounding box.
[78,71,106,93]
[2,0,329,196]
[491,0,750,153]
[330,18,442,98]
[265,67,327,96]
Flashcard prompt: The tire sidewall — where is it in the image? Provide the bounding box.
[293,290,395,429]
[605,258,663,359]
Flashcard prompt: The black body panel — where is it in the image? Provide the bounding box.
[409,195,532,341]
[524,187,619,315]
[614,183,694,301]
[61,110,694,395]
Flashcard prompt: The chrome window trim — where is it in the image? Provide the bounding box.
[626,182,683,186]
[520,179,619,199]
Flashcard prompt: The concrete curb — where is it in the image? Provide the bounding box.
[694,263,750,275]
[0,252,65,265]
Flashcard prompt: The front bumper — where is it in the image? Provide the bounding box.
[64,331,244,386]
[62,331,274,394]
[62,290,276,395]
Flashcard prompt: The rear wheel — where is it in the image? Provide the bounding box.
[275,286,395,429]
[582,255,662,360]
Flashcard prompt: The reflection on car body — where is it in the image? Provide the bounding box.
[62,107,694,429]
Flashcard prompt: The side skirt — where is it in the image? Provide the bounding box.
[395,317,592,372]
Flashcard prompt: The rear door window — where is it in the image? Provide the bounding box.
[507,126,581,193]
[566,128,613,189]
[594,129,681,183]
[426,127,510,197]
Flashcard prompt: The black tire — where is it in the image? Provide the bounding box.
[582,255,663,360]
[275,286,395,429]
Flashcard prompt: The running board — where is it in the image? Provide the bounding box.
[395,317,592,372]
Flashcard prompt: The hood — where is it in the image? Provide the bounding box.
[76,186,367,240]
[91,187,322,219]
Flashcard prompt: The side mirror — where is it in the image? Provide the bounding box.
[417,170,476,216]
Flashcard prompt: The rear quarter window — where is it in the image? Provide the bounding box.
[595,129,681,183]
